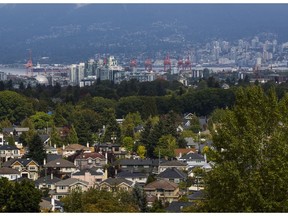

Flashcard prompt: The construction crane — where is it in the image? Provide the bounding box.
[177,57,183,71]
[184,55,192,71]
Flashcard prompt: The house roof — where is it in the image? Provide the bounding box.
[144,179,178,190]
[157,168,187,180]
[0,145,19,150]
[180,153,205,161]
[0,167,20,175]
[39,134,50,144]
[184,137,198,146]
[9,158,39,167]
[64,144,90,151]
[2,127,29,133]
[55,178,88,186]
[166,201,192,212]
[160,160,187,167]
[35,175,62,185]
[114,159,153,166]
[188,190,205,200]
[75,152,104,160]
[47,154,62,163]
[101,177,133,187]
[174,148,195,158]
[44,158,76,168]
[72,168,104,176]
[116,171,148,178]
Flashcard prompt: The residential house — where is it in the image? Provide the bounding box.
[174,148,195,160]
[94,142,126,159]
[71,168,108,187]
[144,179,180,203]
[39,134,50,146]
[116,171,148,186]
[62,144,91,157]
[52,178,89,200]
[43,158,77,179]
[0,167,21,180]
[2,127,29,136]
[0,145,21,163]
[178,153,207,168]
[156,168,187,184]
[2,158,40,180]
[45,145,58,155]
[40,197,63,212]
[74,152,106,170]
[159,160,187,173]
[35,174,61,191]
[184,137,199,149]
[99,177,134,192]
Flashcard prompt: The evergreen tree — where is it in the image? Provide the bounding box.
[198,86,288,212]
[65,124,79,144]
[27,134,47,165]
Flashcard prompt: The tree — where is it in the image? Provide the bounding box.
[0,178,42,212]
[27,134,47,165]
[122,136,134,152]
[137,145,146,159]
[198,86,288,212]
[30,111,53,130]
[154,134,177,159]
[50,124,63,147]
[132,185,148,212]
[65,124,79,144]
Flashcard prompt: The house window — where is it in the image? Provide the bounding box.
[114,147,119,151]
[57,195,63,199]
[59,186,66,190]
[14,150,18,154]
[29,166,36,171]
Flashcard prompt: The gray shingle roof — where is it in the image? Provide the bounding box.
[34,175,62,185]
[55,178,88,186]
[116,171,148,178]
[101,177,133,186]
[160,160,187,167]
[0,145,19,150]
[157,168,187,179]
[44,158,76,168]
[188,190,205,200]
[72,168,104,176]
[3,158,39,167]
[180,153,205,160]
[47,154,62,163]
[166,201,192,212]
[0,167,20,175]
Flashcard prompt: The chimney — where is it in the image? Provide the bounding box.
[51,173,53,180]
[62,144,65,150]
[204,153,207,163]
[105,152,108,164]
[54,144,56,149]
[179,152,182,158]
[51,198,55,212]
[86,142,89,148]
[43,158,46,166]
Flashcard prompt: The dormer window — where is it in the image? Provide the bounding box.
[88,159,92,164]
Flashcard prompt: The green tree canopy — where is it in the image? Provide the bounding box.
[199,86,288,212]
[27,134,47,165]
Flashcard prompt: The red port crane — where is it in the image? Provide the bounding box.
[164,54,171,72]
[145,58,152,71]
[25,49,33,76]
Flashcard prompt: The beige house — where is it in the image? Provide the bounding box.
[71,168,108,187]
[43,158,77,179]
[159,160,187,173]
[74,152,106,169]
[62,144,91,157]
[0,145,21,163]
[144,179,180,203]
[2,158,40,180]
[52,178,89,200]
[0,167,21,180]
[99,177,134,192]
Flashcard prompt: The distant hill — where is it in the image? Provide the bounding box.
[0,4,288,64]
